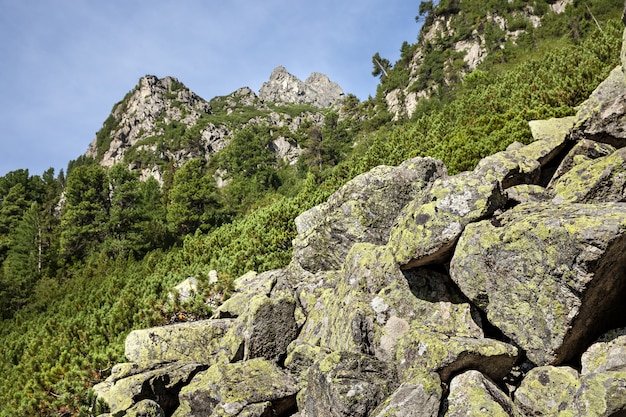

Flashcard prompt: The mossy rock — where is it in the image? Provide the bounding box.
[445,370,514,417]
[546,139,615,189]
[173,358,298,417]
[549,146,626,203]
[299,351,397,417]
[389,170,506,268]
[581,328,626,375]
[292,157,446,273]
[515,366,581,416]
[450,202,626,365]
[125,318,241,365]
[570,66,626,147]
[370,371,442,417]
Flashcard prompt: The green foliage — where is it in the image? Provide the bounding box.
[0,4,622,416]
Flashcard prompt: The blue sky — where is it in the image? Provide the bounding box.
[0,1,421,177]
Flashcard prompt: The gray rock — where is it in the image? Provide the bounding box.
[505,184,550,204]
[445,370,515,417]
[299,351,396,417]
[549,146,626,203]
[124,318,242,365]
[93,362,206,416]
[258,66,345,108]
[371,372,442,417]
[450,202,626,365]
[388,170,506,268]
[570,66,626,147]
[547,138,616,189]
[125,400,165,417]
[292,157,447,273]
[173,358,298,417]
[581,328,626,375]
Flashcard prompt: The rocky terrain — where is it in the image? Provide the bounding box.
[85,67,345,183]
[89,13,626,417]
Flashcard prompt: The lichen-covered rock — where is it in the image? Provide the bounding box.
[515,366,581,416]
[93,362,206,416]
[238,290,299,363]
[173,358,298,417]
[389,171,506,268]
[445,370,515,417]
[505,184,550,204]
[570,66,626,147]
[547,139,616,189]
[125,318,242,365]
[371,372,442,417]
[515,365,626,417]
[125,400,165,417]
[474,147,541,189]
[299,351,396,417]
[292,157,447,273]
[450,202,626,365]
[582,328,626,375]
[394,329,518,383]
[549,146,626,203]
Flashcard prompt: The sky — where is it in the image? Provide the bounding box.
[0,1,422,177]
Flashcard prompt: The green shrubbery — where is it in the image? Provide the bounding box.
[0,2,622,415]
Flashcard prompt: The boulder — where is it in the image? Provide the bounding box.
[292,157,447,273]
[549,146,626,203]
[581,328,626,375]
[546,139,615,189]
[93,362,206,416]
[125,400,165,417]
[298,351,396,417]
[444,370,515,417]
[370,372,442,417]
[514,364,626,417]
[450,202,626,365]
[125,318,242,365]
[505,184,550,204]
[570,66,626,147]
[389,170,506,268]
[173,358,298,417]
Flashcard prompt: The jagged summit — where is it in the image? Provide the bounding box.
[258,66,345,108]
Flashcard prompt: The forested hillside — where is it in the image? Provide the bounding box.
[0,0,623,415]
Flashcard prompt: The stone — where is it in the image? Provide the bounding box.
[514,365,626,417]
[168,277,199,304]
[93,362,206,416]
[445,370,515,417]
[547,138,616,188]
[581,328,626,375]
[549,146,626,203]
[125,400,165,417]
[299,351,396,417]
[173,358,298,417]
[370,372,442,417]
[505,184,550,204]
[450,202,626,365]
[389,170,506,268]
[124,319,242,365]
[292,157,447,273]
[570,66,626,147]
[258,66,345,108]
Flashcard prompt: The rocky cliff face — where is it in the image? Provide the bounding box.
[85,67,342,183]
[386,0,573,119]
[91,15,626,417]
[259,66,345,108]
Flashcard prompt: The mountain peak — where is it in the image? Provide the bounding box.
[258,66,344,108]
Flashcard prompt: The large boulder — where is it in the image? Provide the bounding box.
[388,170,506,268]
[450,202,626,365]
[173,358,298,417]
[298,351,396,417]
[124,318,242,365]
[444,370,515,417]
[549,146,626,203]
[370,372,442,417]
[569,66,626,147]
[546,139,616,189]
[292,157,447,273]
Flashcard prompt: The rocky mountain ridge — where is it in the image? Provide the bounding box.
[385,0,574,118]
[91,12,626,417]
[84,67,345,183]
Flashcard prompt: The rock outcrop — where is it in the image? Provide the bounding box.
[91,18,626,417]
[258,66,345,108]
